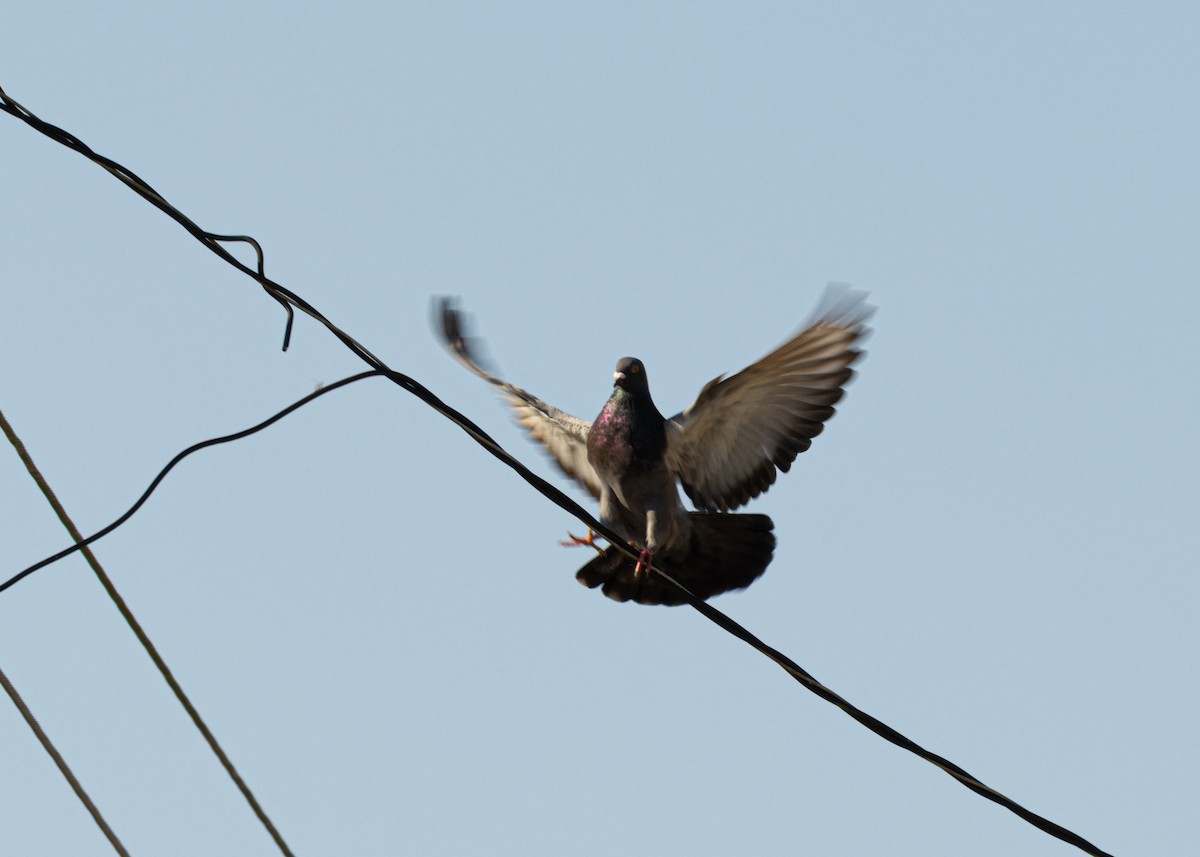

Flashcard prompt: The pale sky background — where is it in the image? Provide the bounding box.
[2,4,1197,856]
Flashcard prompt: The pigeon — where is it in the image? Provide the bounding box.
[437,286,872,605]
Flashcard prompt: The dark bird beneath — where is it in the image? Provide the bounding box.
[437,287,872,605]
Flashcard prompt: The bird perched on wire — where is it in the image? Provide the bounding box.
[437,286,871,605]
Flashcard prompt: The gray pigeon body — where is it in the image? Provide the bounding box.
[438,287,871,605]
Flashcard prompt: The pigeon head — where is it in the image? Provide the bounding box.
[613,357,649,393]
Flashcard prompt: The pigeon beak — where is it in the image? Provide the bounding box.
[613,370,625,385]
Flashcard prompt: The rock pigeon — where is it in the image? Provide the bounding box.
[437,286,871,605]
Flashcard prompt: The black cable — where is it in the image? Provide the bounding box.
[0,84,1116,857]
[2,371,384,594]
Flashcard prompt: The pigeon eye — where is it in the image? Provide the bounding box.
[630,364,640,374]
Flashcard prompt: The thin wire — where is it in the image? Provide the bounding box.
[0,410,296,857]
[0,84,1115,857]
[0,665,131,856]
[2,371,384,593]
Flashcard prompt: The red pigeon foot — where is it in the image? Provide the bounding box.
[634,547,654,577]
[560,530,605,555]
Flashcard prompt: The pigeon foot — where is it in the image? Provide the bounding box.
[634,547,654,578]
[560,530,605,554]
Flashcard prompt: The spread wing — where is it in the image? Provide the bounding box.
[665,286,872,512]
[437,298,603,499]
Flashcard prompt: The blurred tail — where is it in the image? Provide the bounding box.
[576,513,775,606]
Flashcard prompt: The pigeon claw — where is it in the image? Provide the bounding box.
[560,530,605,555]
[634,548,654,578]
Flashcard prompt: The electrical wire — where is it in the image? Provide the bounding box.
[2,373,383,594]
[0,665,131,856]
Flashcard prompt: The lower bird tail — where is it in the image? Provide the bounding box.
[575,513,775,606]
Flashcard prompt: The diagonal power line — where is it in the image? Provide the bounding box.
[0,409,295,857]
[0,665,130,856]
[0,84,1115,857]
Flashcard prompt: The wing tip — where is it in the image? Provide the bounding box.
[432,295,499,381]
[808,282,875,334]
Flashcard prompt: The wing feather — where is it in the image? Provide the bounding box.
[665,286,872,512]
[437,299,603,499]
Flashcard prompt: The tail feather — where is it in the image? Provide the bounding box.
[576,513,775,606]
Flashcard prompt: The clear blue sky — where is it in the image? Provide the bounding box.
[2,4,1196,856]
